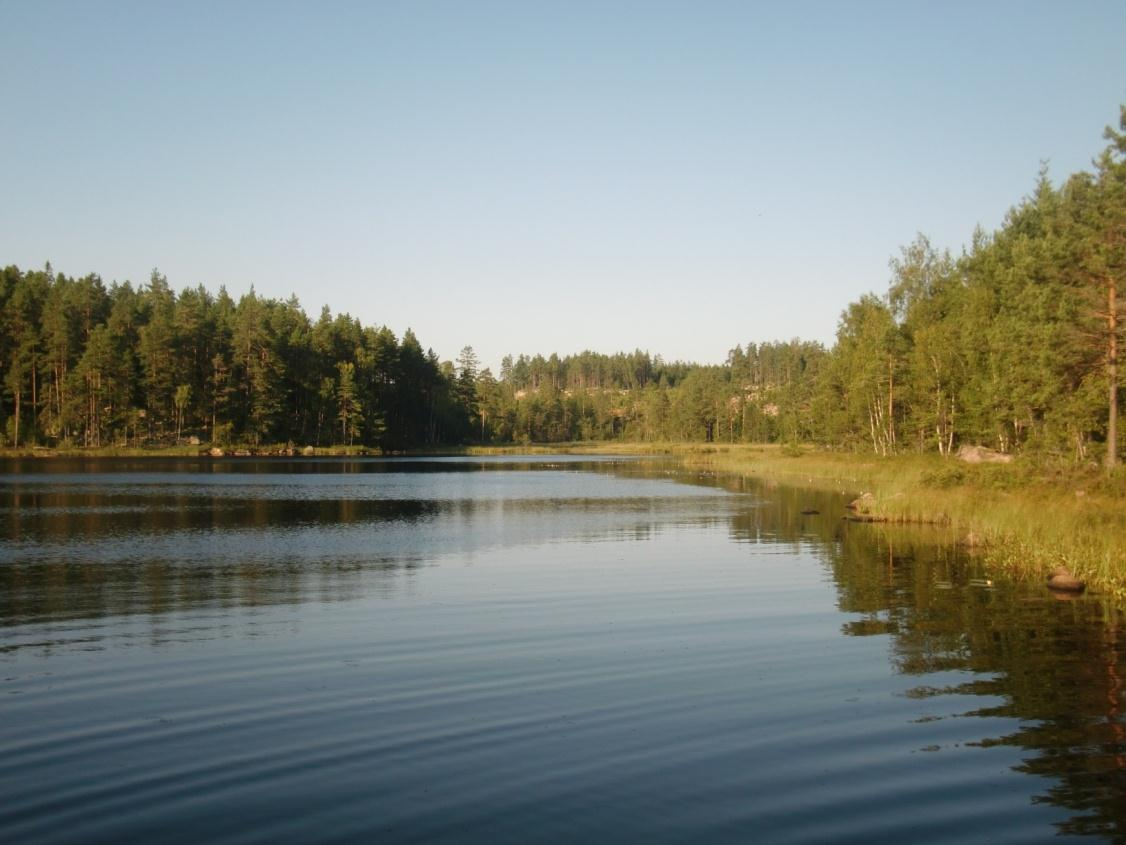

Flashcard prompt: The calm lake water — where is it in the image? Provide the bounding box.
[1,456,1123,843]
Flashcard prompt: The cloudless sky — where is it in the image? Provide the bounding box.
[2,1,1125,371]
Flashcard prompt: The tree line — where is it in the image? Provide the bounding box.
[479,107,1125,466]
[0,271,472,450]
[2,108,1123,464]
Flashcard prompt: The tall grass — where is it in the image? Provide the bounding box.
[671,444,1126,602]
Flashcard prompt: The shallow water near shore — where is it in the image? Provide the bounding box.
[1,456,1123,843]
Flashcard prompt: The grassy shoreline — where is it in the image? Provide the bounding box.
[4,440,1123,600]
[615,444,1126,602]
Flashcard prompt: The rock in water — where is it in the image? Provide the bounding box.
[846,492,875,513]
[1046,568,1086,594]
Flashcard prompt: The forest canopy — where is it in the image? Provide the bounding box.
[2,107,1123,464]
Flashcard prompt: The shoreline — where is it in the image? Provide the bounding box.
[4,441,1123,602]
[659,445,1126,604]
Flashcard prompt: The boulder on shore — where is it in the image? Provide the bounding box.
[208,447,225,457]
[956,444,1013,464]
[846,492,875,513]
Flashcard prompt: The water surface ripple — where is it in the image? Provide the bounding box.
[1,456,1123,843]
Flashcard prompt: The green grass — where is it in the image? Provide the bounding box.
[663,444,1126,602]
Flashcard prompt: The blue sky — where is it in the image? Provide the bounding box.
[2,1,1125,370]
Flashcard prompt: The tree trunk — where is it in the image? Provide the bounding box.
[935,386,944,456]
[868,400,879,454]
[1109,276,1119,469]
[55,364,64,437]
[887,360,895,451]
[13,383,20,448]
[946,397,955,456]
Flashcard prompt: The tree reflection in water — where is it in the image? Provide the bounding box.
[818,520,1126,841]
[2,458,1123,838]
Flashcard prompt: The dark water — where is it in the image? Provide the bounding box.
[1,456,1123,843]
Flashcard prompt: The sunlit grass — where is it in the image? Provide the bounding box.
[660,444,1126,602]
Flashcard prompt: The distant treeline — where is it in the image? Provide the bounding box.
[2,108,1123,463]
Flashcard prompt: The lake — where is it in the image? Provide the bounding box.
[1,456,1123,843]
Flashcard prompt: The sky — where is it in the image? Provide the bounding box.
[2,1,1125,372]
